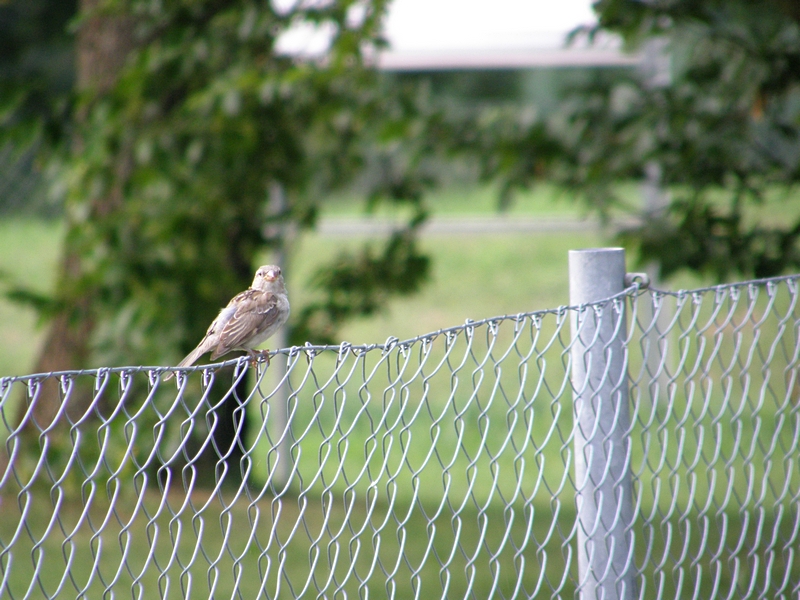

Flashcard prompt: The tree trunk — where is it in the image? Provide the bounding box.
[20,0,135,430]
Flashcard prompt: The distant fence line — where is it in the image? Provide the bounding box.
[1,248,799,600]
[0,142,54,217]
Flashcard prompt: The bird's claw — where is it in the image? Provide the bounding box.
[249,349,271,367]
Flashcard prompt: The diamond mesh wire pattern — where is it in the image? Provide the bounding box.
[1,275,799,599]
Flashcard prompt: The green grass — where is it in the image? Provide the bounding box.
[3,486,794,598]
[0,203,607,377]
[322,182,590,218]
[322,181,800,225]
[289,229,604,347]
[2,193,800,598]
[5,179,798,374]
[0,218,64,377]
[3,302,799,599]
[0,208,607,594]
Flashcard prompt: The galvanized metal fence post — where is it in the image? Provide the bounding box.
[568,248,635,600]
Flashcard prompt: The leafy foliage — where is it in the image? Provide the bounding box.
[0,0,76,215]
[0,0,76,143]
[24,0,452,364]
[8,0,800,373]
[564,0,800,279]
[468,0,800,280]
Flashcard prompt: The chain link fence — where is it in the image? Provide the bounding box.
[1,251,799,599]
[0,142,55,217]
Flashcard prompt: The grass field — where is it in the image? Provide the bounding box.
[3,291,799,597]
[0,218,64,377]
[0,196,611,597]
[321,182,591,218]
[2,185,799,598]
[6,178,795,376]
[0,184,616,378]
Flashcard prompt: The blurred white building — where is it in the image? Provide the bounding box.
[380,0,637,71]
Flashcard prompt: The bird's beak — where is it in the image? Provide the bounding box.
[265,269,279,281]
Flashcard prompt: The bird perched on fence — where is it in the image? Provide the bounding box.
[164,265,290,381]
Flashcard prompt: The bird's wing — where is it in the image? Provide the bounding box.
[211,289,283,359]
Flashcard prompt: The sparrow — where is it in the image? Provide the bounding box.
[164,265,290,380]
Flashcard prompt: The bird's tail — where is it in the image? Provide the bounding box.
[163,344,208,381]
